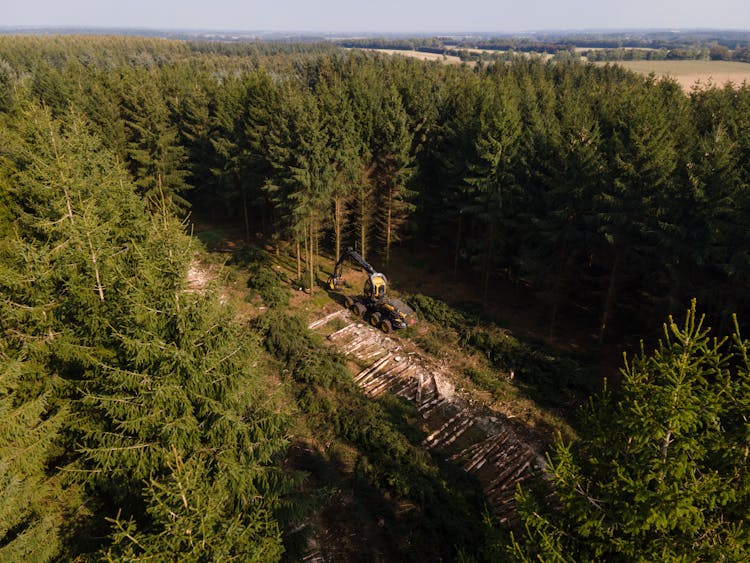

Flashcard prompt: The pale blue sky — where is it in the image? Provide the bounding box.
[3,0,750,33]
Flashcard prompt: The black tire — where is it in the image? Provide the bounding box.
[351,302,366,318]
[344,295,354,309]
[380,319,392,333]
[370,312,381,327]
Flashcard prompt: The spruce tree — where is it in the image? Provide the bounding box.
[511,302,750,561]
[371,84,414,265]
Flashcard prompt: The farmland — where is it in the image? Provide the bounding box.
[360,47,464,64]
[362,48,750,90]
[597,59,750,90]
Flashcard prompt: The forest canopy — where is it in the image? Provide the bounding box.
[1,35,749,560]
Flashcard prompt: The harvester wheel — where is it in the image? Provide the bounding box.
[380,319,392,333]
[369,312,381,327]
[350,302,366,318]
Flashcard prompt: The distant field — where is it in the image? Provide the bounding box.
[361,50,750,90]
[597,60,750,90]
[363,48,463,64]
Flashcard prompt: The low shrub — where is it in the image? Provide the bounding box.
[410,294,594,411]
[409,294,466,331]
[232,244,290,308]
[247,267,289,308]
[257,311,347,388]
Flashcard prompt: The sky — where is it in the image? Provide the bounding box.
[3,0,750,33]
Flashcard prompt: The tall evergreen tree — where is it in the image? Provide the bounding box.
[317,75,360,262]
[511,302,750,561]
[593,78,679,341]
[119,68,191,214]
[2,102,292,559]
[371,84,415,264]
[463,75,522,300]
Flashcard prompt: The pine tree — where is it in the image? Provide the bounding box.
[317,75,360,262]
[371,85,414,265]
[264,83,334,292]
[2,102,292,559]
[519,76,604,337]
[511,302,750,561]
[593,78,679,341]
[119,68,190,214]
[463,76,522,301]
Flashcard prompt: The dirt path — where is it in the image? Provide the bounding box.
[309,309,545,523]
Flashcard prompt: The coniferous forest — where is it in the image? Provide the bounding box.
[1,35,750,561]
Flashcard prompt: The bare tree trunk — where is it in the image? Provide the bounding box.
[307,219,314,295]
[482,221,495,304]
[453,212,462,276]
[314,219,319,278]
[359,191,367,261]
[549,240,568,339]
[334,196,342,263]
[296,238,302,282]
[242,186,250,242]
[87,232,105,302]
[598,249,620,344]
[385,186,393,265]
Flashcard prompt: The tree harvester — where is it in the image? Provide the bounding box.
[327,248,417,332]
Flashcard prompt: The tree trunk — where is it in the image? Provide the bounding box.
[242,185,250,242]
[453,212,462,276]
[385,186,393,265]
[314,219,319,278]
[87,231,105,302]
[359,191,367,261]
[308,219,315,295]
[334,196,342,263]
[549,239,568,338]
[482,221,495,303]
[296,238,301,282]
[598,249,620,344]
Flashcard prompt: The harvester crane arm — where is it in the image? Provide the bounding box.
[327,247,376,290]
[325,247,416,330]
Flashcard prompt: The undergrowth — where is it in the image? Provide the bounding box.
[233,245,290,308]
[409,294,596,414]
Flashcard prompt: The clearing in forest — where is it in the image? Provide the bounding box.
[308,309,546,523]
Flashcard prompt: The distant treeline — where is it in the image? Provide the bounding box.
[338,34,750,62]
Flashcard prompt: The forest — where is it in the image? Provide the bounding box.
[0,34,749,561]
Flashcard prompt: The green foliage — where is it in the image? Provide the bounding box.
[511,302,750,561]
[0,101,292,560]
[248,267,289,309]
[409,293,467,332]
[105,449,285,562]
[0,357,71,563]
[4,35,750,337]
[258,311,350,388]
[410,294,593,409]
[234,245,290,309]
[3,34,750,560]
